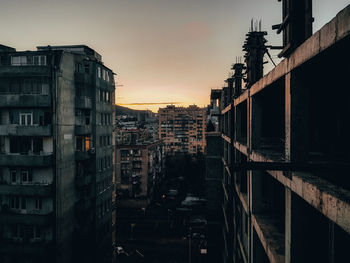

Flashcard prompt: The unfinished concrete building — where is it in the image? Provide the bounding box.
[0,44,115,263]
[158,105,206,155]
[214,3,350,263]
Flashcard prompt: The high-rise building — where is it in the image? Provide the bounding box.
[212,3,350,263]
[0,44,115,263]
[158,105,206,155]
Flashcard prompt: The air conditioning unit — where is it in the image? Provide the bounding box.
[88,148,96,154]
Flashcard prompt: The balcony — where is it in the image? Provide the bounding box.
[76,174,92,187]
[0,183,53,196]
[76,96,92,109]
[0,239,53,255]
[0,94,51,108]
[75,150,93,161]
[75,72,92,85]
[0,65,51,77]
[0,210,53,225]
[75,199,92,215]
[0,153,53,166]
[0,124,52,136]
[75,125,92,135]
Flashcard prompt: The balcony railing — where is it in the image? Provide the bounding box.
[0,65,51,77]
[0,183,53,196]
[0,94,51,107]
[0,153,53,166]
[0,124,52,136]
[75,96,92,109]
[0,210,53,225]
[75,125,92,135]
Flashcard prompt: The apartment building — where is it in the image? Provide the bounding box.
[115,139,164,209]
[210,2,350,263]
[0,44,115,263]
[158,105,206,155]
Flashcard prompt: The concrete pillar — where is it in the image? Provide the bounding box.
[285,188,292,263]
[249,96,263,150]
[285,71,309,162]
[251,228,265,263]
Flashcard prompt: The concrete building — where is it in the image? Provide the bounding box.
[0,44,115,263]
[158,105,206,155]
[211,3,350,263]
[115,139,164,210]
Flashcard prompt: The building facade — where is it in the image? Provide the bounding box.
[211,3,350,263]
[158,105,206,155]
[115,140,164,210]
[0,44,115,263]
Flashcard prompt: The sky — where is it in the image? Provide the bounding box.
[0,0,349,112]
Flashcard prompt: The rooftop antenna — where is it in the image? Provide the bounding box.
[251,18,253,32]
[259,19,262,31]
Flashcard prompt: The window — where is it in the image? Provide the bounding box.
[101,113,104,125]
[35,227,42,239]
[10,170,17,183]
[19,113,33,126]
[97,67,101,78]
[35,198,42,210]
[10,196,20,209]
[21,197,26,209]
[33,55,46,66]
[9,82,20,93]
[106,92,109,103]
[21,170,29,183]
[11,56,27,66]
[84,64,90,74]
[32,137,43,153]
[85,115,90,125]
[11,225,18,238]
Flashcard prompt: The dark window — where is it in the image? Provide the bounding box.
[21,170,29,182]
[85,114,90,125]
[35,227,42,238]
[35,198,42,210]
[10,170,16,183]
[84,64,90,74]
[32,137,43,153]
[21,197,26,209]
[44,112,52,125]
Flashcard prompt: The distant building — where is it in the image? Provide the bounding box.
[115,139,164,211]
[0,45,115,263]
[158,105,206,155]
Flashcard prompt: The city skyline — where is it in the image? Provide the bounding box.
[1,0,348,111]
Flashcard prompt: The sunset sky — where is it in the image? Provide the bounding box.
[1,0,348,112]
